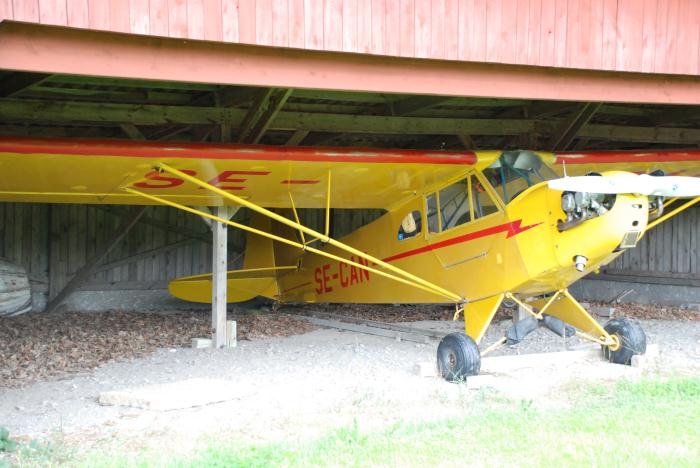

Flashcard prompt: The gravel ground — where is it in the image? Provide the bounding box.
[0,303,698,460]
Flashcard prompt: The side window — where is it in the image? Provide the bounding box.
[439,177,471,231]
[397,210,422,240]
[427,193,439,233]
[471,178,499,219]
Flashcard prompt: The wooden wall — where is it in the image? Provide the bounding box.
[603,205,699,286]
[1,0,699,76]
[0,202,697,310]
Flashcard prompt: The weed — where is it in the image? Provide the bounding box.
[0,428,17,453]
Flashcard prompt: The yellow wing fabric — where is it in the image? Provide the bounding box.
[552,150,700,177]
[0,137,478,208]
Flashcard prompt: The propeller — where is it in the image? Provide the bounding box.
[548,174,700,198]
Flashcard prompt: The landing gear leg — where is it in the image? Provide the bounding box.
[525,289,646,365]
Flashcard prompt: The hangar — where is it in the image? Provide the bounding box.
[0,1,698,343]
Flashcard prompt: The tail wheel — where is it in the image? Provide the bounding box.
[602,318,647,365]
[437,332,481,382]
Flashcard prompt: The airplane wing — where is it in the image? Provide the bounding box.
[0,137,484,208]
[552,150,700,177]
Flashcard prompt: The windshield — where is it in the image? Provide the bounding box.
[482,151,558,203]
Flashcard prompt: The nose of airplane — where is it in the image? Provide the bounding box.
[550,190,649,276]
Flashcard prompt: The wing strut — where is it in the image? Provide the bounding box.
[124,164,465,304]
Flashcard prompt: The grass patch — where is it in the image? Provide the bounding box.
[9,377,700,467]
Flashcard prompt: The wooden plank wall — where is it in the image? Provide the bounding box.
[0,203,49,284]
[0,0,698,76]
[605,205,699,282]
[0,202,697,309]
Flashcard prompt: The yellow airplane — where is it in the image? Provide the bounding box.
[1,136,699,381]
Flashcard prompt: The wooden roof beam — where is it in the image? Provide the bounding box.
[548,102,602,150]
[285,129,310,146]
[456,134,475,149]
[0,72,52,97]
[119,123,146,140]
[2,98,699,144]
[386,96,454,116]
[237,88,293,143]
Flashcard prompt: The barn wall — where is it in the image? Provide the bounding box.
[603,205,699,285]
[0,202,697,311]
[1,0,699,76]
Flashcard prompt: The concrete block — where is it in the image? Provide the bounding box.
[631,344,659,369]
[591,306,615,318]
[631,354,645,369]
[645,343,659,359]
[99,378,240,411]
[415,361,437,377]
[466,374,496,390]
[191,338,212,349]
[226,320,237,348]
[481,347,603,374]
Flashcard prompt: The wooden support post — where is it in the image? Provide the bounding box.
[512,304,530,324]
[209,206,239,348]
[45,206,146,313]
[212,206,228,348]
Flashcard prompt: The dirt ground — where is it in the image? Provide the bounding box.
[1,303,699,459]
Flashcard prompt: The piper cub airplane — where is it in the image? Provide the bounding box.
[1,137,699,381]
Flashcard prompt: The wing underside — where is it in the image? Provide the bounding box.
[0,137,478,208]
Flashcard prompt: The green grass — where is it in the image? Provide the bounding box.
[9,377,700,467]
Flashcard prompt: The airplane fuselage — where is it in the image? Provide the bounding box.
[277,171,649,304]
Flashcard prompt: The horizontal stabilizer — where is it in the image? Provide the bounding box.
[169,267,292,303]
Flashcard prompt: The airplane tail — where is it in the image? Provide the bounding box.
[168,211,300,303]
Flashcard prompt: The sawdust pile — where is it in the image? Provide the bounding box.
[0,310,315,388]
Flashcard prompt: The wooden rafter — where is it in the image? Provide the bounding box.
[652,107,700,126]
[237,88,293,143]
[0,73,52,97]
[548,102,602,150]
[456,134,475,149]
[2,98,700,144]
[285,129,310,146]
[385,95,453,116]
[119,123,146,140]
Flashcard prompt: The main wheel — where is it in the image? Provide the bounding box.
[437,332,481,382]
[602,317,647,365]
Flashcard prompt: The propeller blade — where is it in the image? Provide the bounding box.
[548,174,700,197]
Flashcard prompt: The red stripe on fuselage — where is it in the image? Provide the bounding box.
[382,220,541,263]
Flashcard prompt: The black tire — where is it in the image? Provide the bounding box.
[437,332,481,382]
[602,317,647,365]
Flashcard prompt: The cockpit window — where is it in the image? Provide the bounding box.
[439,177,471,231]
[482,151,558,203]
[397,210,422,240]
